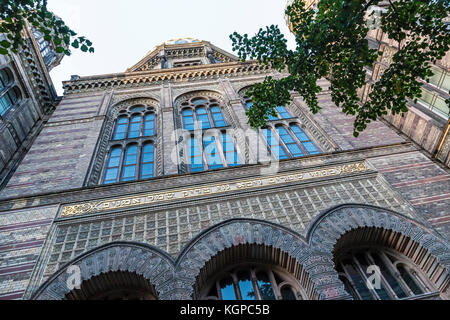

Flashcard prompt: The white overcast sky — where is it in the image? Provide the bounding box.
[47,0,296,95]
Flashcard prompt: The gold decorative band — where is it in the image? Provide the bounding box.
[61,162,370,217]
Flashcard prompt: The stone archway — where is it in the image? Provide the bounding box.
[32,242,175,300]
[171,218,351,300]
[307,204,450,299]
[64,271,159,300]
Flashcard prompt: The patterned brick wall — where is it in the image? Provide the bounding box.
[37,174,415,288]
[0,120,103,199]
[368,151,450,237]
[293,79,405,151]
[0,205,58,300]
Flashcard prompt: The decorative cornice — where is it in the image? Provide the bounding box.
[62,62,271,95]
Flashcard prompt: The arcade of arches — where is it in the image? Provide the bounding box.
[33,211,450,301]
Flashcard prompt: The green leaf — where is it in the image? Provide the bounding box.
[0,40,11,48]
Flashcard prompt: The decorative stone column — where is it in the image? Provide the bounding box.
[220,80,259,164]
[161,84,179,176]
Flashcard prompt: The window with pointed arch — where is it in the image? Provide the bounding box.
[261,123,320,161]
[336,247,436,300]
[200,264,305,301]
[102,105,157,184]
[0,68,22,116]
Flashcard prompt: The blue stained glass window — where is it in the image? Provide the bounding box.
[210,106,227,127]
[113,116,128,140]
[182,109,195,131]
[121,145,138,181]
[222,134,240,167]
[196,107,211,129]
[192,98,208,105]
[129,105,145,113]
[220,277,237,300]
[203,135,223,170]
[263,129,288,160]
[141,143,154,179]
[0,70,19,116]
[276,106,291,119]
[267,111,278,121]
[276,126,304,158]
[188,138,204,172]
[256,272,276,300]
[104,147,122,184]
[290,124,320,155]
[144,113,155,136]
[128,115,142,138]
[237,271,256,300]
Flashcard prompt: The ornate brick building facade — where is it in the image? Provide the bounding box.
[0,36,449,300]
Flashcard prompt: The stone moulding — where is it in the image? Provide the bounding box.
[61,161,372,218]
[62,62,272,95]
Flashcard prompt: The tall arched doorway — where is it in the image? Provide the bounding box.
[194,244,318,300]
[333,227,449,300]
[65,271,158,300]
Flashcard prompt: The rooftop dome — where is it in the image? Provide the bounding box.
[163,38,202,45]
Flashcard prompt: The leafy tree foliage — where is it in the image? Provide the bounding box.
[0,0,94,56]
[230,0,450,136]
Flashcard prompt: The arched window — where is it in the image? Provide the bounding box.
[188,137,204,172]
[33,29,56,66]
[262,128,289,160]
[180,96,227,131]
[261,124,320,160]
[122,144,139,182]
[203,135,223,170]
[180,96,239,173]
[201,265,304,301]
[0,68,21,116]
[104,147,122,185]
[112,107,156,141]
[186,132,241,173]
[102,104,158,184]
[221,133,241,167]
[268,106,292,120]
[336,248,432,300]
[290,124,320,155]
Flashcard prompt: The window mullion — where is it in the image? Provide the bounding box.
[200,133,209,171]
[232,273,242,300]
[216,132,228,167]
[365,251,398,300]
[340,263,364,300]
[268,270,282,300]
[378,251,415,297]
[288,126,309,155]
[118,145,126,183]
[352,255,381,300]
[137,143,143,180]
[250,269,262,301]
[273,127,292,158]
